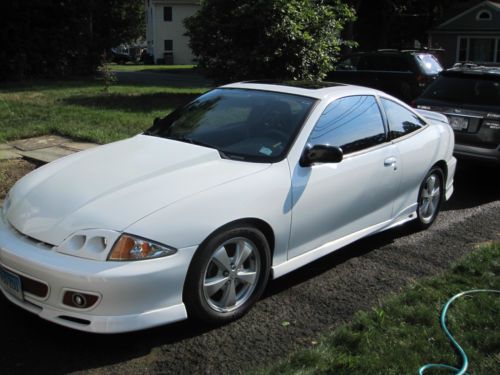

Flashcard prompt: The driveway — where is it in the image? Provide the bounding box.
[1,161,499,375]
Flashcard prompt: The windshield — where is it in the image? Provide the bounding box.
[416,54,443,75]
[145,88,317,162]
[420,75,500,106]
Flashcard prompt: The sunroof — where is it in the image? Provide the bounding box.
[244,80,346,89]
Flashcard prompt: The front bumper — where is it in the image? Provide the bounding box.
[0,213,198,333]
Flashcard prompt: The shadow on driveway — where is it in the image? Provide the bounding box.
[442,159,500,211]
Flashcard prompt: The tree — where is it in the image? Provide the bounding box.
[184,0,356,82]
[0,0,144,80]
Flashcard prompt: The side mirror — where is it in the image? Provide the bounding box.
[153,117,161,126]
[300,145,343,167]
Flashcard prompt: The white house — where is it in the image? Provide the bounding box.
[145,0,201,65]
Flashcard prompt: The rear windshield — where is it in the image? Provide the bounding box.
[420,75,500,106]
[416,54,442,75]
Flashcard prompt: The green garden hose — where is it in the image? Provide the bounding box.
[419,289,500,375]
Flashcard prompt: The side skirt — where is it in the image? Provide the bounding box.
[272,205,417,279]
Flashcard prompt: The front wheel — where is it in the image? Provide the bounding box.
[184,226,271,323]
[414,167,444,230]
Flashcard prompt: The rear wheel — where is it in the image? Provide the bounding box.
[184,225,271,323]
[414,167,444,229]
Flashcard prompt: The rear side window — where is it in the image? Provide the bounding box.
[383,55,411,71]
[421,75,500,106]
[381,99,425,139]
[416,54,443,75]
[308,96,386,154]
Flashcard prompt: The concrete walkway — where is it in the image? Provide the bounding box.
[0,135,97,163]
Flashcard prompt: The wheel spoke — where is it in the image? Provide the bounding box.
[204,276,229,297]
[237,270,257,285]
[221,280,237,308]
[427,175,436,192]
[212,246,232,272]
[235,240,252,269]
[421,198,431,215]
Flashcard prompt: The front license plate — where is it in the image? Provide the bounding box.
[0,266,23,300]
[448,116,469,131]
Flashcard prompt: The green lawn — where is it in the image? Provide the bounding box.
[110,64,196,72]
[257,241,500,375]
[0,79,208,144]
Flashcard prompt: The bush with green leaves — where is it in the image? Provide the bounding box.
[185,0,356,82]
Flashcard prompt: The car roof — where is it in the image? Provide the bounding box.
[221,81,386,100]
[348,50,436,56]
[444,63,500,77]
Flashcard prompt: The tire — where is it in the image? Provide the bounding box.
[413,167,444,230]
[184,225,271,323]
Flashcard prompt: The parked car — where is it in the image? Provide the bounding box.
[326,50,443,102]
[0,82,456,333]
[109,48,132,64]
[415,64,500,163]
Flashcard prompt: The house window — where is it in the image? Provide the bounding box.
[458,37,468,61]
[457,37,499,63]
[476,10,492,20]
[164,6,172,21]
[164,40,173,51]
[469,38,495,62]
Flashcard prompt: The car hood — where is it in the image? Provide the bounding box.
[6,135,270,245]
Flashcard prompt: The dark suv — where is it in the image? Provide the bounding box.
[326,50,443,102]
[415,64,500,163]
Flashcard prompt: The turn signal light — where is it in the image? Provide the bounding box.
[108,234,177,261]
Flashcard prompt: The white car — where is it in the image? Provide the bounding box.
[0,82,456,333]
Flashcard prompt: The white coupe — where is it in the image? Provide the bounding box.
[0,82,456,333]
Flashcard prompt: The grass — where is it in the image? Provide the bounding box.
[110,64,196,72]
[257,241,500,375]
[0,79,208,144]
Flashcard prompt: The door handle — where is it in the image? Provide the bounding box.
[384,157,397,170]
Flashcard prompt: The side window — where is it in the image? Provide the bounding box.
[308,96,386,155]
[381,98,425,139]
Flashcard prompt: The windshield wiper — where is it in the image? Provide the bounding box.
[176,136,217,150]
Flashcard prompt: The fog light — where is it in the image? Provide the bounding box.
[63,291,99,309]
[72,294,87,307]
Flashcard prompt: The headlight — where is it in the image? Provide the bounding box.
[108,234,177,261]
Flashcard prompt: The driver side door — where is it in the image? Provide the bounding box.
[287,95,400,259]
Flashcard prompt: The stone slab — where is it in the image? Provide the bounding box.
[9,135,70,151]
[0,149,22,160]
[0,144,14,150]
[19,146,75,163]
[61,142,98,152]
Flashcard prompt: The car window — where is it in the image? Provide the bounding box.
[416,54,443,75]
[420,75,500,106]
[337,55,359,70]
[145,88,317,163]
[307,95,386,154]
[383,55,411,71]
[381,98,426,139]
